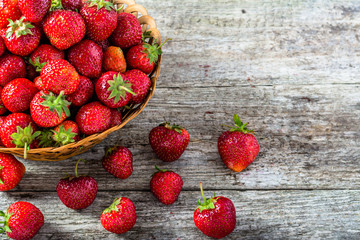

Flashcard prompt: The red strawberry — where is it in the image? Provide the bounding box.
[109,108,122,128]
[75,101,111,135]
[95,39,110,51]
[30,91,71,128]
[29,44,65,72]
[2,17,41,56]
[103,46,127,73]
[68,40,103,78]
[95,71,135,108]
[18,0,51,23]
[0,116,6,146]
[0,86,7,115]
[150,166,183,205]
[2,78,38,113]
[66,76,94,107]
[101,197,136,234]
[0,153,25,191]
[0,37,5,57]
[57,159,98,210]
[52,120,79,146]
[218,114,259,172]
[123,69,151,104]
[0,54,26,87]
[110,12,142,49]
[25,63,38,81]
[43,10,86,50]
[102,146,133,179]
[194,183,236,239]
[61,0,84,11]
[34,76,45,91]
[1,201,44,240]
[0,0,22,29]
[41,59,80,95]
[149,122,190,162]
[80,0,118,42]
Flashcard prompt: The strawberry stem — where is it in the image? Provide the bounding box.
[158,38,172,49]
[200,182,206,203]
[225,114,254,134]
[74,159,86,178]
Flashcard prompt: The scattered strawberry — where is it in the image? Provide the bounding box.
[68,40,103,78]
[2,78,38,113]
[150,166,183,205]
[101,197,136,234]
[0,0,22,29]
[52,120,80,146]
[43,10,86,50]
[0,87,7,115]
[95,71,135,108]
[29,44,65,72]
[194,183,236,239]
[41,59,80,95]
[80,0,118,42]
[149,122,190,162]
[218,114,259,172]
[123,69,151,104]
[110,12,142,49]
[0,54,26,87]
[103,46,127,73]
[109,108,122,128]
[96,39,110,51]
[0,37,5,57]
[102,146,133,179]
[57,159,98,210]
[18,0,51,23]
[0,153,25,191]
[34,76,45,91]
[66,76,94,107]
[75,101,111,135]
[61,0,84,11]
[30,91,71,128]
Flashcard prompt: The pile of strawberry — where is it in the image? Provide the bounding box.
[0,0,168,158]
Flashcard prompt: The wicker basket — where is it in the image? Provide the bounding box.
[0,0,162,161]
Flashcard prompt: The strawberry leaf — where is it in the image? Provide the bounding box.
[161,122,184,134]
[227,114,254,134]
[103,198,122,214]
[6,17,34,39]
[107,73,136,104]
[52,125,77,146]
[40,91,71,119]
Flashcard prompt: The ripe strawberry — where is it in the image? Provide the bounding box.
[96,39,110,51]
[80,0,118,42]
[0,86,7,115]
[101,197,136,234]
[61,0,84,11]
[0,153,25,191]
[110,12,142,49]
[0,0,22,29]
[34,76,45,91]
[25,63,38,81]
[102,146,133,179]
[0,116,5,146]
[0,54,26,87]
[1,201,44,240]
[57,159,98,210]
[30,91,71,128]
[95,71,135,108]
[68,40,103,78]
[0,37,5,57]
[66,76,94,107]
[52,120,80,146]
[75,101,111,135]
[18,0,51,23]
[150,166,183,205]
[218,114,259,172]
[43,10,86,50]
[41,59,80,95]
[123,69,151,104]
[2,17,41,56]
[103,46,127,73]
[109,108,122,128]
[2,78,38,113]
[29,44,65,72]
[149,122,190,162]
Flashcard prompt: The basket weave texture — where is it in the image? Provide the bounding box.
[0,0,162,161]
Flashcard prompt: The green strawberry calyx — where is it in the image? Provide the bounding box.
[11,123,41,159]
[0,211,13,235]
[107,73,136,104]
[38,129,56,148]
[40,91,71,119]
[154,165,170,173]
[50,0,64,11]
[6,17,35,39]
[223,114,254,134]
[52,125,77,146]
[29,57,46,72]
[0,166,4,185]
[196,182,219,213]
[160,122,184,134]
[86,0,116,11]
[102,198,122,214]
[143,38,172,64]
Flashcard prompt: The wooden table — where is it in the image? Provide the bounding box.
[1,0,360,239]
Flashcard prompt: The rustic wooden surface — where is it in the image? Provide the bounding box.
[1,0,360,239]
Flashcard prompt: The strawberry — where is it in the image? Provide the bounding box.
[43,10,86,50]
[68,40,103,78]
[52,120,80,146]
[218,114,260,172]
[75,101,111,135]
[25,63,38,81]
[101,197,136,234]
[29,44,65,72]
[61,0,84,11]
[123,69,151,104]
[103,46,127,73]
[41,59,80,95]
[18,0,51,23]
[109,108,122,128]
[0,54,26,87]
[2,78,38,113]
[2,17,41,56]
[30,91,71,128]
[0,37,5,57]
[0,153,25,191]
[80,0,118,42]
[0,87,7,115]
[95,71,135,108]
[34,76,45,91]
[194,183,236,239]
[66,76,94,107]
[57,159,98,210]
[149,122,190,162]
[96,39,110,51]
[150,166,183,205]
[0,116,6,146]
[102,146,133,179]
[0,0,22,29]
[110,12,142,49]
[1,201,44,240]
